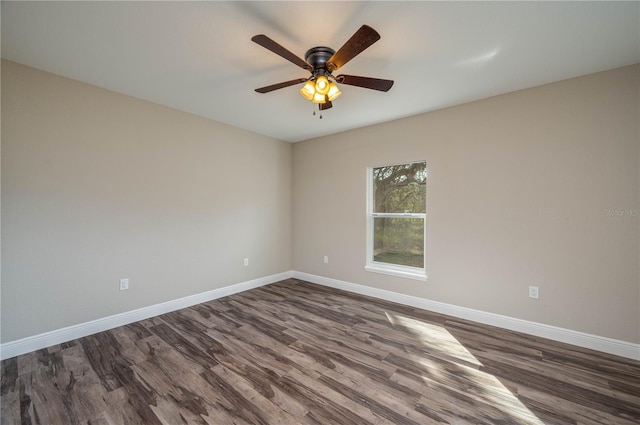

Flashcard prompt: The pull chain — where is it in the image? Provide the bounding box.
[311,104,323,119]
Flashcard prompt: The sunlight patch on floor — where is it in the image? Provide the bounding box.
[385,312,545,425]
[385,312,481,366]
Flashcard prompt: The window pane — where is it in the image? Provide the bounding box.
[373,162,426,213]
[373,217,424,268]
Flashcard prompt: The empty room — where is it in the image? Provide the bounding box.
[1,1,639,424]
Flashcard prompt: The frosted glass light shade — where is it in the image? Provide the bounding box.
[299,81,315,100]
[327,82,342,101]
[315,76,330,95]
[312,92,327,103]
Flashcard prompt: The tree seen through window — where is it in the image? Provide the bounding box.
[372,162,426,268]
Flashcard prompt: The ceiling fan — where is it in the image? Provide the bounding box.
[252,25,394,113]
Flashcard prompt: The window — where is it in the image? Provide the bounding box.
[366,161,427,281]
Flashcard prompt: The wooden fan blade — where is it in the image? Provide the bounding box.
[251,34,311,70]
[336,74,394,92]
[255,78,308,93]
[319,101,333,110]
[327,25,380,71]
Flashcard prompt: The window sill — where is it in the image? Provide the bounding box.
[365,263,427,281]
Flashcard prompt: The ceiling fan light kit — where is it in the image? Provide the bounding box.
[252,25,393,116]
[300,77,342,104]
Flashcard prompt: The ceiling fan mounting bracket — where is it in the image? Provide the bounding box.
[304,46,336,73]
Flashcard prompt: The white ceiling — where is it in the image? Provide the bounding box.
[2,1,639,142]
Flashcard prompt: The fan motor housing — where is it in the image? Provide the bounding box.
[304,47,335,72]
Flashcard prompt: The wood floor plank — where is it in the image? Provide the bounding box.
[2,278,639,424]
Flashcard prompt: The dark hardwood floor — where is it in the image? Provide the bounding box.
[1,279,639,424]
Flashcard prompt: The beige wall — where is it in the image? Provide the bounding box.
[3,59,638,346]
[293,65,640,344]
[1,60,292,342]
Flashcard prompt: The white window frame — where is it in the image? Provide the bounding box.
[365,162,427,281]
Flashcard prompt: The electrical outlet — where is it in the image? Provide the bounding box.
[244,258,249,267]
[119,278,129,291]
[529,286,539,299]
[323,256,329,264]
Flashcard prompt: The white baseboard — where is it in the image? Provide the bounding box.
[292,271,640,361]
[0,271,294,360]
[3,270,638,362]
